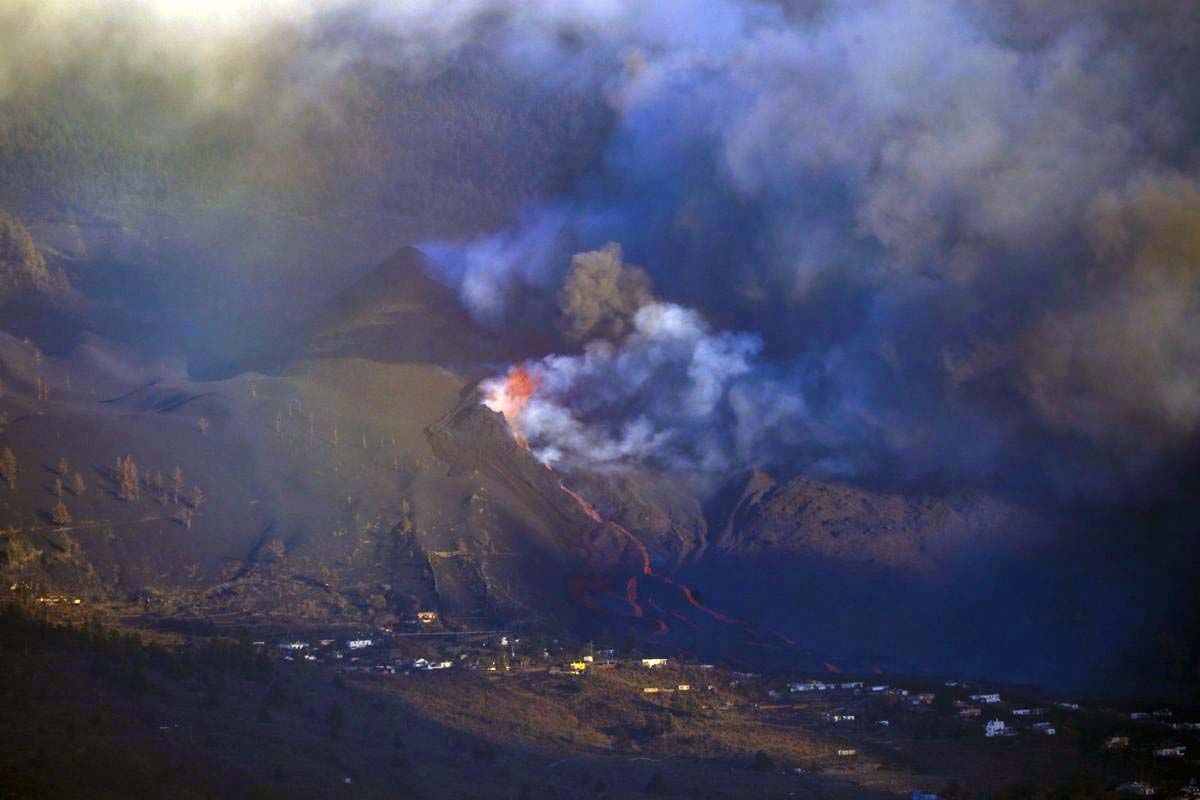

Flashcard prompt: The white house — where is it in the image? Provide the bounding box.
[984,719,1009,737]
[970,693,1001,704]
[641,658,670,669]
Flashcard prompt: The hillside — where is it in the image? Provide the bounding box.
[301,247,506,368]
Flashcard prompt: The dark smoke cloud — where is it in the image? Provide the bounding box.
[421,0,1200,497]
[558,242,654,342]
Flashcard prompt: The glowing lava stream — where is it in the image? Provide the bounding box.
[480,365,771,645]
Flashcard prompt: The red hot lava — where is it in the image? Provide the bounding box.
[482,365,540,448]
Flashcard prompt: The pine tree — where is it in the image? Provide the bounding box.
[117,455,140,501]
[1,447,17,489]
[190,485,205,510]
[71,471,85,496]
[51,499,71,526]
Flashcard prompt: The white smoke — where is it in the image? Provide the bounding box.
[511,302,765,473]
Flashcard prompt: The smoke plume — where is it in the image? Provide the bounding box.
[5,0,1200,496]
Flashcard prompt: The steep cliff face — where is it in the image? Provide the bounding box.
[711,470,1020,573]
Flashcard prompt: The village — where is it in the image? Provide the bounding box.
[246,612,1200,799]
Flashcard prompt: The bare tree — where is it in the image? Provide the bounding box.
[197,417,210,434]
[53,477,63,498]
[56,457,68,477]
[172,466,184,505]
[190,485,205,510]
[71,471,85,496]
[1,447,17,489]
[176,507,193,529]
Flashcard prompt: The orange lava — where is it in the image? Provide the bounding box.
[482,365,540,445]
[625,576,643,617]
[679,584,744,625]
[559,482,604,523]
[609,521,652,575]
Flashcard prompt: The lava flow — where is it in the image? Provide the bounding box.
[481,366,780,650]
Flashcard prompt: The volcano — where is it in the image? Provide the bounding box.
[0,245,1099,684]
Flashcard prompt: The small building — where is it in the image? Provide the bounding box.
[347,639,374,650]
[416,611,438,624]
[913,792,941,800]
[1104,735,1131,751]
[911,692,936,705]
[970,693,1001,704]
[984,719,1010,738]
[1032,722,1056,735]
[1153,745,1186,758]
[958,706,982,718]
[1055,701,1081,711]
[641,658,670,669]
[677,684,690,692]
[1130,712,1152,720]
[836,748,857,757]
[1115,782,1157,797]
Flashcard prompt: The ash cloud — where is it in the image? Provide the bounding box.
[6,0,1200,496]
[558,242,654,343]
[421,0,1200,497]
